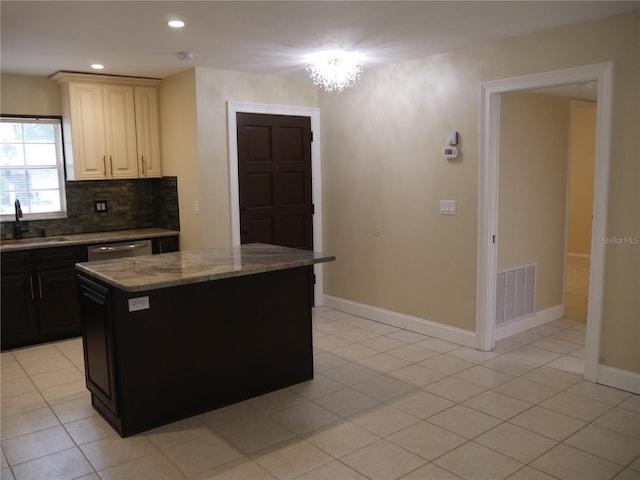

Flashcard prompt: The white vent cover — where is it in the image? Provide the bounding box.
[496,264,535,326]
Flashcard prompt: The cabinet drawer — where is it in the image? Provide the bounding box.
[32,246,86,270]
[1,251,32,274]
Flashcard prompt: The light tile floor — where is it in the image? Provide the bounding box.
[2,304,639,480]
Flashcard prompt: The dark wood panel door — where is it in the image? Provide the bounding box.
[237,113,313,250]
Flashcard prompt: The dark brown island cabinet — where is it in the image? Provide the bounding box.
[76,244,335,437]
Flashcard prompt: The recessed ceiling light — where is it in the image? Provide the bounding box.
[91,64,104,70]
[168,20,185,28]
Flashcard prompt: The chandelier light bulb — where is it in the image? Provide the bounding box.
[305,50,364,93]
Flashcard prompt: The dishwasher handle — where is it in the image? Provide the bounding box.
[89,242,148,254]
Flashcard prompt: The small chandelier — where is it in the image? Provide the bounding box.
[305,50,364,93]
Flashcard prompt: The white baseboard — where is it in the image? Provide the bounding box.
[495,304,565,341]
[597,365,640,395]
[568,252,591,259]
[322,295,476,348]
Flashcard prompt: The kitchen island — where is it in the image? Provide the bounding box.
[75,243,335,437]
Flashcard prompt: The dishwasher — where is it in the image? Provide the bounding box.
[87,239,153,261]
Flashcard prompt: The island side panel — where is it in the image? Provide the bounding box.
[80,265,314,437]
[77,275,122,433]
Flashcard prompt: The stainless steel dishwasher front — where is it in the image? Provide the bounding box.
[87,239,153,261]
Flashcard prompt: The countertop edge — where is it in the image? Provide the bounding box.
[76,247,336,293]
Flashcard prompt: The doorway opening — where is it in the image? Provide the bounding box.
[476,62,613,384]
[493,90,597,377]
[565,99,597,330]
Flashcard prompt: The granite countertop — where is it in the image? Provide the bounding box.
[0,228,180,252]
[76,243,336,292]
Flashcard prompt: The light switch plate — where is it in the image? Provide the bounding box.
[440,200,457,215]
[94,200,108,213]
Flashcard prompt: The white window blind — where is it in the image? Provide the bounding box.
[0,116,67,219]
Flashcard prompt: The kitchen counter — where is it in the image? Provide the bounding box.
[0,228,180,252]
[76,243,335,292]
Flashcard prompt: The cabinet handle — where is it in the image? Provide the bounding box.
[102,155,107,176]
[38,275,43,300]
[109,156,113,177]
[141,155,146,176]
[29,276,35,300]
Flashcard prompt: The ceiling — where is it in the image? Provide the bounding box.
[2,1,639,80]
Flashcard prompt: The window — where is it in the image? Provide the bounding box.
[0,116,67,220]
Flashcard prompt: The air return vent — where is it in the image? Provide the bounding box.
[496,264,535,326]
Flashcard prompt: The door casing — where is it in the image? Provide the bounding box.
[227,101,324,302]
[477,62,614,384]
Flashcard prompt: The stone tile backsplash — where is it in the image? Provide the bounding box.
[1,177,180,239]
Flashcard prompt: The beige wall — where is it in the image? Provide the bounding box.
[321,12,640,373]
[193,68,319,248]
[498,92,570,312]
[1,74,61,116]
[567,100,596,256]
[159,69,201,251]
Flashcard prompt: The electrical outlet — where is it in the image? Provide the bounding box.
[94,200,108,213]
[128,296,150,312]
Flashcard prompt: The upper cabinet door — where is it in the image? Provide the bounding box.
[68,83,108,180]
[134,86,162,178]
[103,85,139,179]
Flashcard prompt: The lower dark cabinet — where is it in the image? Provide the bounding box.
[2,234,179,350]
[1,270,39,347]
[1,246,86,350]
[152,235,179,254]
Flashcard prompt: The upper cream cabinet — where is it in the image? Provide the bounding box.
[134,86,162,178]
[51,72,162,180]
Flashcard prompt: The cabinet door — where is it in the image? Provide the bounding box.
[0,272,39,350]
[68,83,107,180]
[79,276,118,414]
[103,85,139,179]
[134,86,162,178]
[37,267,82,339]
